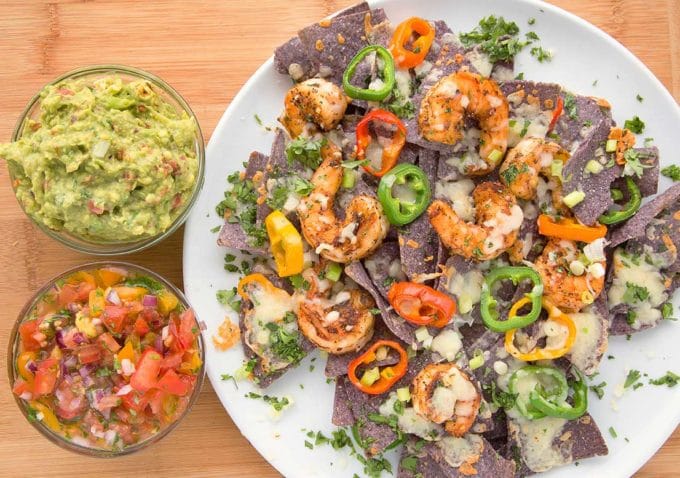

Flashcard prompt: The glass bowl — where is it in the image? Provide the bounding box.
[7,261,206,457]
[6,65,205,255]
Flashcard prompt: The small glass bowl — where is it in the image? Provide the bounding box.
[7,261,206,457]
[6,65,205,255]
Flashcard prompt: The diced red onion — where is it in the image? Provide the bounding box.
[63,355,77,369]
[106,288,121,306]
[161,325,169,341]
[104,430,117,445]
[83,375,95,388]
[101,408,111,421]
[67,303,80,314]
[142,294,158,307]
[60,359,68,377]
[153,334,163,353]
[78,365,92,378]
[116,384,133,396]
[26,360,38,373]
[19,391,32,401]
[73,333,86,345]
[95,389,104,402]
[55,330,66,349]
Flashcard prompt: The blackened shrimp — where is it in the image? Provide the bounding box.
[279,78,349,138]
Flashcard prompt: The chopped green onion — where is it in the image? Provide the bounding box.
[414,326,431,344]
[396,387,411,402]
[488,149,504,164]
[469,349,485,370]
[550,159,563,179]
[605,139,618,153]
[325,262,343,282]
[360,367,380,387]
[563,190,586,208]
[585,160,603,174]
[342,169,356,189]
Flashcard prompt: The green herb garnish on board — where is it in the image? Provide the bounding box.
[459,16,527,62]
[661,165,680,182]
[286,137,326,169]
[649,371,679,387]
[624,115,645,134]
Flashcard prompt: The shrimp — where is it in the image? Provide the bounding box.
[428,181,523,261]
[418,71,509,175]
[297,142,389,263]
[499,136,570,200]
[412,363,481,437]
[533,238,605,313]
[279,78,349,138]
[294,268,375,354]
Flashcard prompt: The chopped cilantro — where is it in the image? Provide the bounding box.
[528,17,536,25]
[288,274,310,291]
[265,322,305,364]
[482,381,517,409]
[123,275,163,293]
[563,93,578,120]
[459,16,526,62]
[515,72,525,80]
[590,381,607,400]
[622,149,649,178]
[304,440,313,449]
[649,371,679,387]
[661,165,680,182]
[384,85,416,119]
[624,115,645,134]
[636,94,644,102]
[216,288,241,312]
[624,369,641,389]
[622,282,650,304]
[286,137,326,169]
[253,114,263,126]
[401,456,419,473]
[501,164,520,184]
[609,426,617,438]
[210,225,221,233]
[530,46,552,62]
[246,391,291,411]
[220,373,238,388]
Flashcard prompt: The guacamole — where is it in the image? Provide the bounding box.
[1,75,199,242]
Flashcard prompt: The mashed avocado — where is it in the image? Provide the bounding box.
[1,75,199,242]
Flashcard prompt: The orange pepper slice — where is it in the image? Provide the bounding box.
[389,17,435,69]
[537,214,607,243]
[347,340,408,395]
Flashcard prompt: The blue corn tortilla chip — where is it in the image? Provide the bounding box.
[507,412,608,476]
[297,8,389,86]
[273,2,371,81]
[362,241,403,300]
[217,150,270,253]
[397,434,515,478]
[398,149,441,282]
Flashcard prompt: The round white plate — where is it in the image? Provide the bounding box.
[183,1,680,476]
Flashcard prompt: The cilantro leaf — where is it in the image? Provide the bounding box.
[624,115,645,134]
[661,165,680,182]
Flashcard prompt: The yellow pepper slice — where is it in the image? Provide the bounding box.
[158,290,179,314]
[29,401,62,432]
[265,210,304,277]
[17,351,36,383]
[505,298,576,361]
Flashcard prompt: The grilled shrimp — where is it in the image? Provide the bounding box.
[418,71,509,175]
[412,363,481,437]
[297,142,389,263]
[428,181,523,261]
[499,137,570,200]
[279,78,349,138]
[534,238,606,313]
[294,268,375,354]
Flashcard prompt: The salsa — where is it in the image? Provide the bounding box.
[1,74,199,242]
[11,266,202,451]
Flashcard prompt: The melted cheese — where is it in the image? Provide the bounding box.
[482,204,524,255]
[466,49,493,77]
[447,269,484,314]
[513,416,569,472]
[435,178,476,222]
[507,102,552,147]
[436,434,484,468]
[608,248,667,329]
[568,309,605,375]
[431,329,463,361]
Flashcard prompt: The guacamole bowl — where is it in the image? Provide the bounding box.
[4,65,205,255]
[7,261,206,456]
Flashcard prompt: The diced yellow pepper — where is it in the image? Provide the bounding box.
[158,290,179,315]
[380,366,396,380]
[17,351,36,383]
[29,401,61,432]
[94,268,126,288]
[75,311,98,338]
[117,340,135,364]
[88,288,106,318]
[179,350,203,374]
[265,210,304,277]
[66,271,96,287]
[113,286,147,301]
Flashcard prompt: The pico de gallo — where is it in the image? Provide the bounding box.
[11,265,203,452]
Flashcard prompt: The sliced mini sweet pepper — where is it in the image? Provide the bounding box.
[342,45,395,101]
[389,17,435,69]
[598,177,641,225]
[348,340,408,395]
[387,282,456,328]
[480,266,544,333]
[505,298,577,361]
[356,109,406,177]
[265,210,304,277]
[547,96,564,134]
[537,214,607,243]
[509,365,569,420]
[377,164,432,226]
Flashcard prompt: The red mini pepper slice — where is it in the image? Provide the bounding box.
[348,340,408,395]
[547,96,564,134]
[387,282,456,328]
[389,17,435,69]
[356,109,407,177]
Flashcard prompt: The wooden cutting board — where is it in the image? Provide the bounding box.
[0,0,677,476]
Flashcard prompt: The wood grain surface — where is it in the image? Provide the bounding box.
[0,0,677,476]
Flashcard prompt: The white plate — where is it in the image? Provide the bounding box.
[183,1,680,476]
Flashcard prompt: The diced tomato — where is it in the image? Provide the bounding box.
[101,305,128,334]
[12,378,33,397]
[94,394,121,411]
[145,388,165,415]
[160,352,183,370]
[121,390,149,413]
[130,349,162,393]
[59,282,96,306]
[157,369,189,396]
[61,327,83,349]
[109,421,134,445]
[19,320,42,351]
[54,380,88,421]
[134,318,150,337]
[33,358,60,396]
[97,332,121,353]
[76,344,101,365]
[170,309,198,352]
